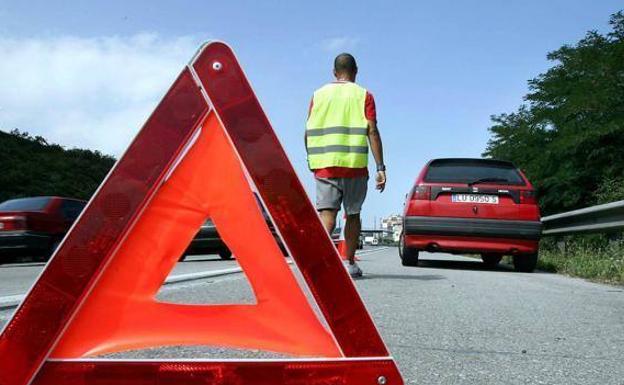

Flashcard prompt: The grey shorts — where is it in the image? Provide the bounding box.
[315,177,368,215]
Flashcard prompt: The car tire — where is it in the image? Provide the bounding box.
[0,255,16,265]
[399,233,419,266]
[513,253,538,273]
[481,253,502,268]
[40,239,61,262]
[218,249,233,260]
[401,248,419,267]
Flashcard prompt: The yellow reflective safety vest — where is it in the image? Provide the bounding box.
[306,82,369,169]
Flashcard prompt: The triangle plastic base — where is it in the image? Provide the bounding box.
[33,358,402,385]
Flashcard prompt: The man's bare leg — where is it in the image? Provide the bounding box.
[345,213,361,265]
[319,209,338,234]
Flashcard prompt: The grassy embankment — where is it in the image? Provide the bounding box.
[537,237,624,285]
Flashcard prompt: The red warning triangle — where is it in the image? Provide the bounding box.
[0,42,403,385]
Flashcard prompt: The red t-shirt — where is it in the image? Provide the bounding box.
[308,82,376,178]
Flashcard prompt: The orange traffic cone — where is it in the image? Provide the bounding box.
[337,239,348,260]
[335,239,360,261]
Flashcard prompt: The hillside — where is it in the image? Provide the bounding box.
[0,129,115,203]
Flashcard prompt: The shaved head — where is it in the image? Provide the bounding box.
[334,53,358,78]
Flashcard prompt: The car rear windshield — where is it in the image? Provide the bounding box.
[0,197,51,212]
[424,159,525,185]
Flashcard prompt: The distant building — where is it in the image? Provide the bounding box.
[381,214,402,230]
[392,224,403,242]
[381,214,403,242]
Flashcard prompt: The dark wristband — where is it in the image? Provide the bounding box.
[377,164,386,172]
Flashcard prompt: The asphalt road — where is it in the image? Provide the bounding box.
[1,247,623,384]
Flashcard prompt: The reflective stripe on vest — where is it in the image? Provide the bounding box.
[306,82,369,169]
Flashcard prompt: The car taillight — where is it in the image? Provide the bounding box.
[0,216,27,231]
[519,190,537,204]
[411,185,431,200]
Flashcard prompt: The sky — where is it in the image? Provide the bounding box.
[0,1,622,228]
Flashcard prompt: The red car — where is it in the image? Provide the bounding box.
[400,158,542,272]
[0,196,86,262]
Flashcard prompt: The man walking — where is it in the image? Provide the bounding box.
[306,53,386,278]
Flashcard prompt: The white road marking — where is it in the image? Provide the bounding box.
[356,246,391,256]
[0,266,247,310]
[0,260,299,310]
[0,250,391,310]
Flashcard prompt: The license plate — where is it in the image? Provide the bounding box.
[452,194,499,204]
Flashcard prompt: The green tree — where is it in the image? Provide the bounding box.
[0,129,115,203]
[484,11,624,215]
[594,176,624,204]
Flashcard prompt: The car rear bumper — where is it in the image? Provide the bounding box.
[404,216,542,240]
[404,234,538,254]
[188,225,224,253]
[0,231,52,256]
[188,237,224,252]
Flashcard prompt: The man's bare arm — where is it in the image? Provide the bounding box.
[368,120,386,192]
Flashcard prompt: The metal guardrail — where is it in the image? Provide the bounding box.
[541,200,624,236]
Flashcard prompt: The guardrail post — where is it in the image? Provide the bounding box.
[556,239,566,253]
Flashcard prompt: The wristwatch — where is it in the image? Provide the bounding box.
[376,164,386,172]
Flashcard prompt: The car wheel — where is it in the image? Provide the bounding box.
[481,253,502,268]
[513,253,538,273]
[218,249,233,260]
[40,239,61,262]
[399,233,419,266]
[0,255,16,265]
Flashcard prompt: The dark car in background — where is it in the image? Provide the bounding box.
[400,158,542,272]
[183,218,288,260]
[0,196,86,262]
[184,219,235,260]
[182,194,288,260]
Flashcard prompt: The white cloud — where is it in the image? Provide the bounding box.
[319,36,360,52]
[0,33,205,156]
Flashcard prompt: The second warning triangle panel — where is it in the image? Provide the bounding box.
[49,112,341,359]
